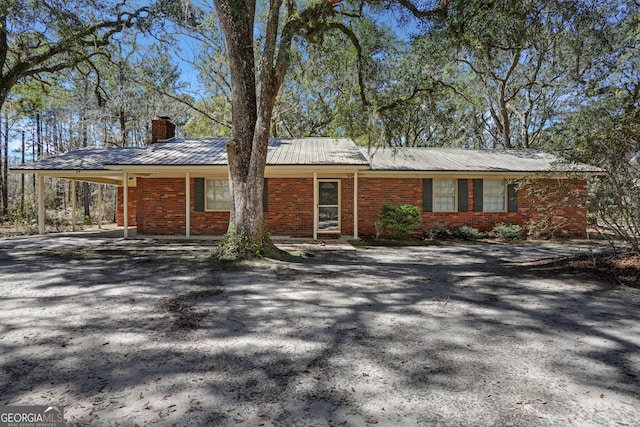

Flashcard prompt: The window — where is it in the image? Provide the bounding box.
[433,179,456,212]
[483,180,505,212]
[206,179,230,211]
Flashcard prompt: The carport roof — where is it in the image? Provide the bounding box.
[11,147,146,171]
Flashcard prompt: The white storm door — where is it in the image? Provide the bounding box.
[317,180,341,233]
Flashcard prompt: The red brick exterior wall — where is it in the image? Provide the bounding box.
[357,177,588,238]
[116,186,137,226]
[120,176,588,238]
[264,178,314,236]
[188,179,231,236]
[189,206,230,237]
[136,178,188,235]
[518,178,588,237]
[128,177,356,237]
[358,178,422,238]
[341,177,355,237]
[134,178,231,236]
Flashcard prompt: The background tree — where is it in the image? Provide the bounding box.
[545,0,640,251]
[98,40,189,146]
[0,0,151,221]
[0,0,152,113]
[415,0,609,149]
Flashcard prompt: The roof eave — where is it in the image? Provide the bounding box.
[103,163,370,171]
[9,169,124,185]
[360,169,602,177]
[11,168,113,174]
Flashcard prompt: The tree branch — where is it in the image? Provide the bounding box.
[397,0,448,19]
[319,22,369,107]
[2,5,150,110]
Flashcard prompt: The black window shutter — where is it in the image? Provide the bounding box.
[458,179,468,212]
[473,179,483,212]
[423,178,433,212]
[194,178,205,212]
[508,182,518,212]
[263,178,268,212]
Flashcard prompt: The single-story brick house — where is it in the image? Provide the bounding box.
[13,118,600,239]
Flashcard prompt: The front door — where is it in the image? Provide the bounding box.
[317,179,341,233]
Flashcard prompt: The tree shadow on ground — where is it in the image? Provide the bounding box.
[0,242,638,426]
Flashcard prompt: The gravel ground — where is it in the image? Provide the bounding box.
[0,233,639,426]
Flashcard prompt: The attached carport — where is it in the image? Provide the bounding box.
[10,147,144,237]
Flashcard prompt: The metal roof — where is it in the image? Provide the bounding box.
[109,138,229,166]
[103,137,369,166]
[13,147,146,171]
[266,138,369,165]
[12,139,600,174]
[360,147,602,173]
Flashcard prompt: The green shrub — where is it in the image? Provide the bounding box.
[492,223,523,240]
[428,225,453,240]
[587,212,598,226]
[379,204,422,239]
[456,225,485,240]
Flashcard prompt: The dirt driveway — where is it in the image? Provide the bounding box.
[0,234,638,426]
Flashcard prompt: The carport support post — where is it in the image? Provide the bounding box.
[71,180,77,231]
[97,184,103,229]
[123,172,129,239]
[353,172,358,240]
[185,172,190,238]
[37,174,45,234]
[313,172,318,241]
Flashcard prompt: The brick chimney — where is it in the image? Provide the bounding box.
[151,116,176,144]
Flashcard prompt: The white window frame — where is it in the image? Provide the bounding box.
[205,179,231,212]
[433,179,457,212]
[483,179,506,212]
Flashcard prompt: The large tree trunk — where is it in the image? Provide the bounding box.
[81,93,91,218]
[36,112,42,159]
[0,107,4,218]
[213,0,265,252]
[2,110,8,216]
[212,0,331,257]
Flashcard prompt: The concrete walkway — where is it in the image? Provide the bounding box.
[0,226,360,252]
